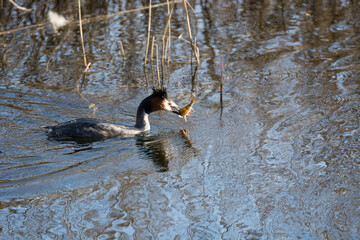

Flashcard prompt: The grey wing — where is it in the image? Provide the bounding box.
[46,118,112,139]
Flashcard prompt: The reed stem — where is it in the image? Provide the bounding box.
[182,0,199,66]
[167,0,172,65]
[83,62,92,74]
[220,57,223,118]
[161,35,166,80]
[150,36,156,84]
[78,0,87,67]
[150,36,155,64]
[76,67,97,117]
[183,0,192,39]
[9,0,32,12]
[120,41,126,60]
[156,44,161,87]
[144,0,152,68]
[160,0,176,82]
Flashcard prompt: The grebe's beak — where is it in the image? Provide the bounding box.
[169,100,180,114]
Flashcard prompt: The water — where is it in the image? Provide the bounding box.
[1,0,360,239]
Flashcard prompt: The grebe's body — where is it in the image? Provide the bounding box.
[45,88,179,140]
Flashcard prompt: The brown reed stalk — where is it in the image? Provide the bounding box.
[197,41,200,60]
[220,57,223,118]
[164,36,170,77]
[120,41,126,60]
[161,35,166,80]
[143,67,149,88]
[83,62,92,74]
[144,0,152,68]
[160,0,174,81]
[161,0,175,81]
[220,57,223,93]
[78,0,87,67]
[9,0,32,12]
[182,0,200,66]
[76,68,97,116]
[166,0,172,65]
[161,2,175,42]
[182,0,192,39]
[150,36,155,64]
[191,65,198,92]
[0,22,46,36]
[150,36,156,84]
[194,36,200,64]
[156,44,161,87]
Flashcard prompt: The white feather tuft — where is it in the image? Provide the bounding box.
[48,10,69,33]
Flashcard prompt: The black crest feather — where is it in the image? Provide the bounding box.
[152,87,168,99]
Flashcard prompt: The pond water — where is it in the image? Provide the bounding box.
[1,0,360,239]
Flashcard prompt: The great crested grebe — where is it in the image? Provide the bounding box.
[45,88,179,139]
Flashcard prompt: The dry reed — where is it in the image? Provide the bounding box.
[156,44,161,86]
[83,62,92,74]
[0,22,46,36]
[160,0,175,81]
[182,0,192,39]
[78,0,87,67]
[76,69,97,117]
[150,36,155,64]
[143,0,152,67]
[166,0,172,65]
[120,41,126,60]
[9,0,32,12]
[161,35,166,78]
[220,57,223,118]
[150,36,156,84]
[182,0,200,66]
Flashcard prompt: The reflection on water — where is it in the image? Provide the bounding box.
[136,129,196,172]
[1,0,360,239]
[137,135,171,172]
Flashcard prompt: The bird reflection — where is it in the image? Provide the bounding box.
[136,135,170,172]
[136,129,196,172]
[179,128,195,149]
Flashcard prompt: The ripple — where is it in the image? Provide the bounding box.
[2,0,360,239]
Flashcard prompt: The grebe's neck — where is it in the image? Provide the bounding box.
[135,105,150,131]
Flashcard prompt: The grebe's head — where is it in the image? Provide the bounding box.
[143,87,179,114]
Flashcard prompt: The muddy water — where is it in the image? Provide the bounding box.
[1,0,360,239]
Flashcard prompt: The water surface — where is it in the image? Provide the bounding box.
[1,0,360,239]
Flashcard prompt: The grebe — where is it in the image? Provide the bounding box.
[45,88,179,140]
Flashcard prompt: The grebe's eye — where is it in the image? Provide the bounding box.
[168,102,171,106]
